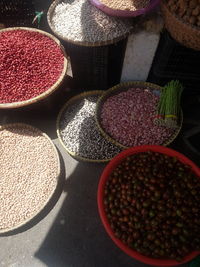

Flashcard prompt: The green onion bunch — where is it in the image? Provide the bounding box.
[155,80,183,128]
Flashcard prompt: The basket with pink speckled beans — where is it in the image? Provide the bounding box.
[95,82,182,149]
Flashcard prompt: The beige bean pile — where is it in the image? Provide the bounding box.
[51,0,133,43]
[100,0,150,11]
[0,124,60,232]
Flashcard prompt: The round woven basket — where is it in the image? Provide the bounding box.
[89,0,161,18]
[0,123,61,233]
[95,81,183,149]
[0,27,68,109]
[57,91,121,163]
[161,1,200,51]
[47,0,133,47]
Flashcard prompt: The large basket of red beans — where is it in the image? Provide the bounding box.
[0,27,68,109]
[98,145,200,266]
[95,81,182,149]
[161,0,200,50]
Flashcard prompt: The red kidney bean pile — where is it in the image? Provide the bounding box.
[0,29,64,103]
[104,151,200,261]
[100,88,176,147]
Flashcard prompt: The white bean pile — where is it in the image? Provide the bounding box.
[51,0,133,43]
[100,0,150,11]
[0,124,60,232]
[59,94,121,160]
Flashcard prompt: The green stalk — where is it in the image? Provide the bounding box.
[155,80,183,128]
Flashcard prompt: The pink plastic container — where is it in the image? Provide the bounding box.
[90,0,161,17]
[97,145,200,266]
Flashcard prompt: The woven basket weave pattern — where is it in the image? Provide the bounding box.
[161,1,200,51]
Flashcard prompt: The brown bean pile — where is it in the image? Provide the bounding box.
[100,0,150,11]
[104,151,200,261]
[166,0,200,27]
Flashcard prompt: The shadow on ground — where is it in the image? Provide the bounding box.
[34,161,158,267]
[0,149,65,237]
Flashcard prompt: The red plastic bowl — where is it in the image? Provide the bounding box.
[97,145,200,266]
[90,0,161,17]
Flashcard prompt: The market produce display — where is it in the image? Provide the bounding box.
[166,0,200,27]
[97,0,150,11]
[1,0,200,265]
[57,92,121,162]
[98,86,178,148]
[0,123,60,233]
[0,28,66,105]
[99,148,200,263]
[49,0,133,44]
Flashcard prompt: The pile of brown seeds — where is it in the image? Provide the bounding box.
[104,151,200,261]
[0,124,60,232]
[166,0,200,27]
[100,0,150,11]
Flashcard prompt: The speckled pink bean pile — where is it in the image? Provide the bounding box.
[100,88,175,147]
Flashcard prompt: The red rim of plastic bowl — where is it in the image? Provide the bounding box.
[90,0,161,17]
[97,145,200,266]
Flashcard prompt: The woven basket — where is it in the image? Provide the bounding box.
[0,0,35,28]
[95,81,183,149]
[161,1,200,51]
[0,27,68,109]
[0,123,61,233]
[57,91,121,163]
[47,0,133,47]
[48,0,129,90]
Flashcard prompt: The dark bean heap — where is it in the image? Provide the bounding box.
[104,151,200,261]
[166,0,200,27]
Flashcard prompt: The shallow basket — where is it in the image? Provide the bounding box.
[161,1,200,51]
[89,0,161,18]
[0,123,61,233]
[57,90,121,163]
[95,81,183,149]
[0,27,68,109]
[147,31,200,95]
[47,0,133,47]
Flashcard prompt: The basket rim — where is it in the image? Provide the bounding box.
[0,27,68,109]
[56,90,119,163]
[0,122,61,234]
[95,81,183,149]
[161,1,200,32]
[89,0,161,18]
[47,0,133,47]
